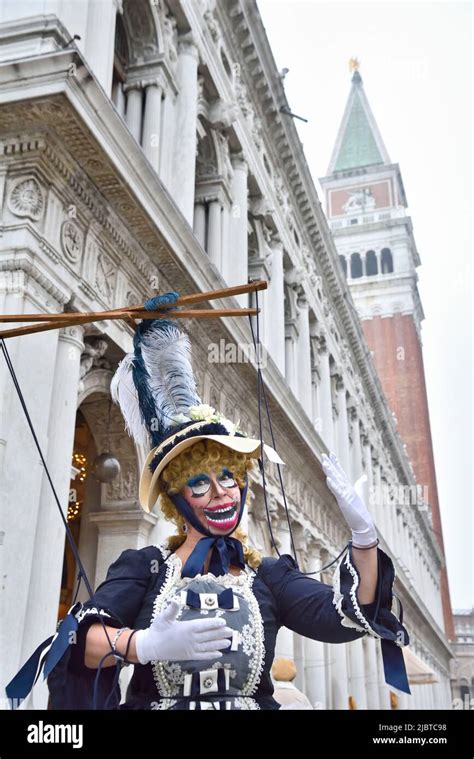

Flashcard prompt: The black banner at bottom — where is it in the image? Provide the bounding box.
[0,708,472,756]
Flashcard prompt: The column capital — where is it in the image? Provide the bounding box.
[296,288,309,310]
[123,80,143,94]
[268,233,283,252]
[58,324,85,351]
[177,33,199,59]
[230,150,247,172]
[143,76,165,93]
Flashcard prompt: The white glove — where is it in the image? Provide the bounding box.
[321,452,378,548]
[135,599,233,664]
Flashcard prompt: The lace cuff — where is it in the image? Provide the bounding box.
[332,543,411,694]
[333,543,408,642]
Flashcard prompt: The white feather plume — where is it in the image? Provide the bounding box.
[139,322,202,432]
[110,353,151,448]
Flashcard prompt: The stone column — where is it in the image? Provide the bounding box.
[84,0,119,94]
[89,510,158,587]
[317,333,334,449]
[0,281,65,699]
[113,80,126,118]
[311,363,320,432]
[303,541,328,709]
[284,321,298,395]
[20,325,85,708]
[350,406,363,481]
[274,513,294,662]
[328,606,350,708]
[125,83,143,143]
[348,638,368,709]
[221,203,230,281]
[158,87,176,187]
[171,34,199,225]
[381,476,393,548]
[362,435,375,520]
[296,291,312,411]
[364,636,381,709]
[334,374,351,475]
[227,152,248,302]
[142,80,163,173]
[193,201,206,248]
[207,199,222,269]
[389,492,401,559]
[266,236,285,375]
[372,460,384,540]
[376,640,392,708]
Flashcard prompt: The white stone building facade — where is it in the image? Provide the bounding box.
[0,0,452,709]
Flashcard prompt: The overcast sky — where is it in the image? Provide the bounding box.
[257,0,473,609]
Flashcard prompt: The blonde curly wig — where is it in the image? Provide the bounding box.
[157,439,262,569]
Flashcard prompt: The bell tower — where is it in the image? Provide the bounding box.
[320,60,454,640]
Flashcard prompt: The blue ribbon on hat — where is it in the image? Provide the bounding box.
[168,475,249,578]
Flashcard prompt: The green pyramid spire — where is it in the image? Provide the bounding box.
[328,69,390,173]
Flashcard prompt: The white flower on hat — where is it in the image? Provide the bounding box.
[188,404,217,422]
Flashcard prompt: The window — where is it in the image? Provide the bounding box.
[350,252,363,279]
[366,250,378,276]
[381,248,393,274]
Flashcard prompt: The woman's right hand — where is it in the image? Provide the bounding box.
[134,599,233,664]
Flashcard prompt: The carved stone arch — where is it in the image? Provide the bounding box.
[78,385,141,511]
[122,0,163,64]
[196,125,221,181]
[283,281,298,321]
[77,368,113,408]
[248,216,259,261]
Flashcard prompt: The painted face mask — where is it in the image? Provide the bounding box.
[183,468,241,534]
[167,463,250,578]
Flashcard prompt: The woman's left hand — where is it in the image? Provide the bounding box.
[321,452,378,548]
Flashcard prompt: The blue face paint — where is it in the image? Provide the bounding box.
[185,468,237,498]
[186,473,211,497]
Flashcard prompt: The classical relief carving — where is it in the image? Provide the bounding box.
[196,131,218,178]
[203,2,220,43]
[80,338,111,380]
[125,289,140,307]
[95,251,116,303]
[163,14,178,67]
[216,131,234,184]
[106,458,137,501]
[123,0,157,62]
[206,99,239,130]
[60,220,84,264]
[234,71,252,119]
[274,170,290,218]
[8,177,44,220]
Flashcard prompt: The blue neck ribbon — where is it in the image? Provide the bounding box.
[168,475,249,578]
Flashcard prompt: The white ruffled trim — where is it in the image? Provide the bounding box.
[74,606,112,625]
[149,552,265,701]
[332,550,381,639]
